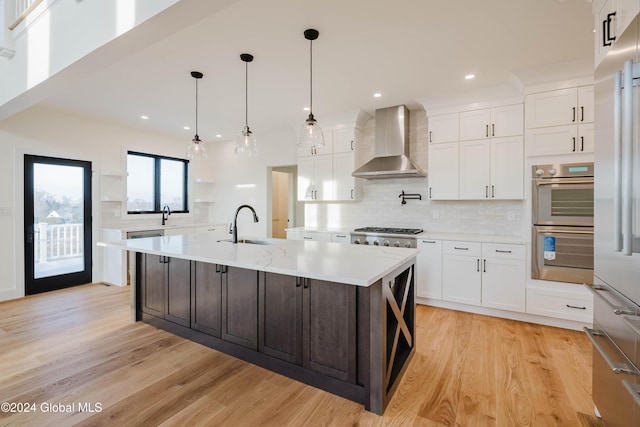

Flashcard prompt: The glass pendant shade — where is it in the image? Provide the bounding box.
[298,29,324,148]
[298,113,324,147]
[186,135,208,160]
[235,126,258,156]
[186,71,207,160]
[236,53,258,156]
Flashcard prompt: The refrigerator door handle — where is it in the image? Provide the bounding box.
[614,70,622,252]
[584,327,637,375]
[622,61,634,255]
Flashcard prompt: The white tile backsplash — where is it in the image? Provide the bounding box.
[306,109,526,237]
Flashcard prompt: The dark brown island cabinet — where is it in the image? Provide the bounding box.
[136,253,415,415]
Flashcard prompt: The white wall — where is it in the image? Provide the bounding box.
[0,105,214,301]
[208,129,299,239]
[0,0,180,117]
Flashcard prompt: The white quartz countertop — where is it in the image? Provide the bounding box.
[98,234,417,287]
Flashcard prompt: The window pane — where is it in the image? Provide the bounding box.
[160,159,185,211]
[127,155,155,212]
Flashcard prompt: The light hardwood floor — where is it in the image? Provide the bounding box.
[0,284,603,426]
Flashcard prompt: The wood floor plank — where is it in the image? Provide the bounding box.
[0,284,603,426]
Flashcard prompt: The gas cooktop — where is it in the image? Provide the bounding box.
[353,227,423,235]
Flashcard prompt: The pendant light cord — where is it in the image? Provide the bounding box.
[309,38,313,115]
[195,77,199,137]
[245,60,249,128]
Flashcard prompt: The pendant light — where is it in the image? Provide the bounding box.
[298,28,324,148]
[186,71,208,160]
[235,53,258,156]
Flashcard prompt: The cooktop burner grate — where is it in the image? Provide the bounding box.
[353,227,423,235]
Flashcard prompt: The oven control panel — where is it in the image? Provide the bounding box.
[532,162,594,179]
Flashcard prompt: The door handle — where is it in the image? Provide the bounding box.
[580,106,584,122]
[572,137,576,152]
[491,185,495,198]
[584,327,636,374]
[622,60,634,255]
[476,259,480,272]
[572,107,576,122]
[483,259,486,273]
[429,131,432,142]
[485,124,488,138]
[604,12,617,46]
[351,189,354,199]
[491,123,495,137]
[429,187,432,199]
[580,136,584,151]
[485,185,488,198]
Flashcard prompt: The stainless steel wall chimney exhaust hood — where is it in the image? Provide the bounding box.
[352,105,426,179]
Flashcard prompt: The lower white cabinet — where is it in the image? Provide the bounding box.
[285,230,332,242]
[526,283,593,323]
[441,240,525,312]
[331,233,350,243]
[416,239,443,299]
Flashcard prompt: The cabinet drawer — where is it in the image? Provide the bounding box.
[443,241,481,256]
[526,286,593,322]
[194,224,228,237]
[482,243,525,260]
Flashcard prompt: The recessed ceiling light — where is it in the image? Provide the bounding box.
[465,74,475,80]
[183,126,190,130]
[140,115,149,120]
[303,107,310,111]
[373,93,382,98]
[216,134,222,138]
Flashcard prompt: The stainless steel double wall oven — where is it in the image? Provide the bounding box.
[531,162,594,284]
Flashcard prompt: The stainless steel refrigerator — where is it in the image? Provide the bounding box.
[588,13,640,427]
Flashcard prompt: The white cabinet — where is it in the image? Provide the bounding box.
[442,241,525,312]
[333,152,357,201]
[332,128,359,153]
[194,224,229,239]
[428,113,459,143]
[527,123,594,156]
[594,0,637,66]
[459,104,523,141]
[459,136,523,200]
[526,283,593,323]
[286,230,334,242]
[297,132,332,157]
[286,230,302,240]
[428,101,523,200]
[416,239,443,300]
[427,142,459,200]
[481,243,526,312]
[297,126,361,201]
[442,241,482,305]
[297,155,333,201]
[525,86,594,129]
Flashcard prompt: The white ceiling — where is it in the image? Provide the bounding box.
[39,0,595,144]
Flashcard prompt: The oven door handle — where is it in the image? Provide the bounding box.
[583,327,637,375]
[537,228,594,235]
[533,179,594,186]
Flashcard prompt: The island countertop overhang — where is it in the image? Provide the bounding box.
[98,233,417,287]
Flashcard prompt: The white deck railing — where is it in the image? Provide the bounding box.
[35,222,83,263]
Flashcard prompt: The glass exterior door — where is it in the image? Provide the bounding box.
[24,155,92,294]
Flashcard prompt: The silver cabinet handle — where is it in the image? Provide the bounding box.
[622,380,640,407]
[614,70,623,252]
[584,283,635,315]
[303,236,313,240]
[335,235,347,238]
[583,327,636,374]
[454,247,469,250]
[421,240,437,244]
[495,249,511,254]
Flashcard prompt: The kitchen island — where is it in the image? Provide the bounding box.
[98,234,417,415]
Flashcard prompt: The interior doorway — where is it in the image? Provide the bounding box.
[24,155,93,295]
[270,166,302,238]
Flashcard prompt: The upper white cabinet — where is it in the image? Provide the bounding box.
[297,132,332,157]
[459,104,523,141]
[525,86,594,128]
[428,113,459,144]
[297,155,333,201]
[333,152,357,201]
[525,85,594,156]
[297,126,362,202]
[594,0,638,66]
[333,128,360,153]
[428,142,459,200]
[427,100,524,200]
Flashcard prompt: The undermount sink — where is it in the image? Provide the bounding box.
[217,238,278,245]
